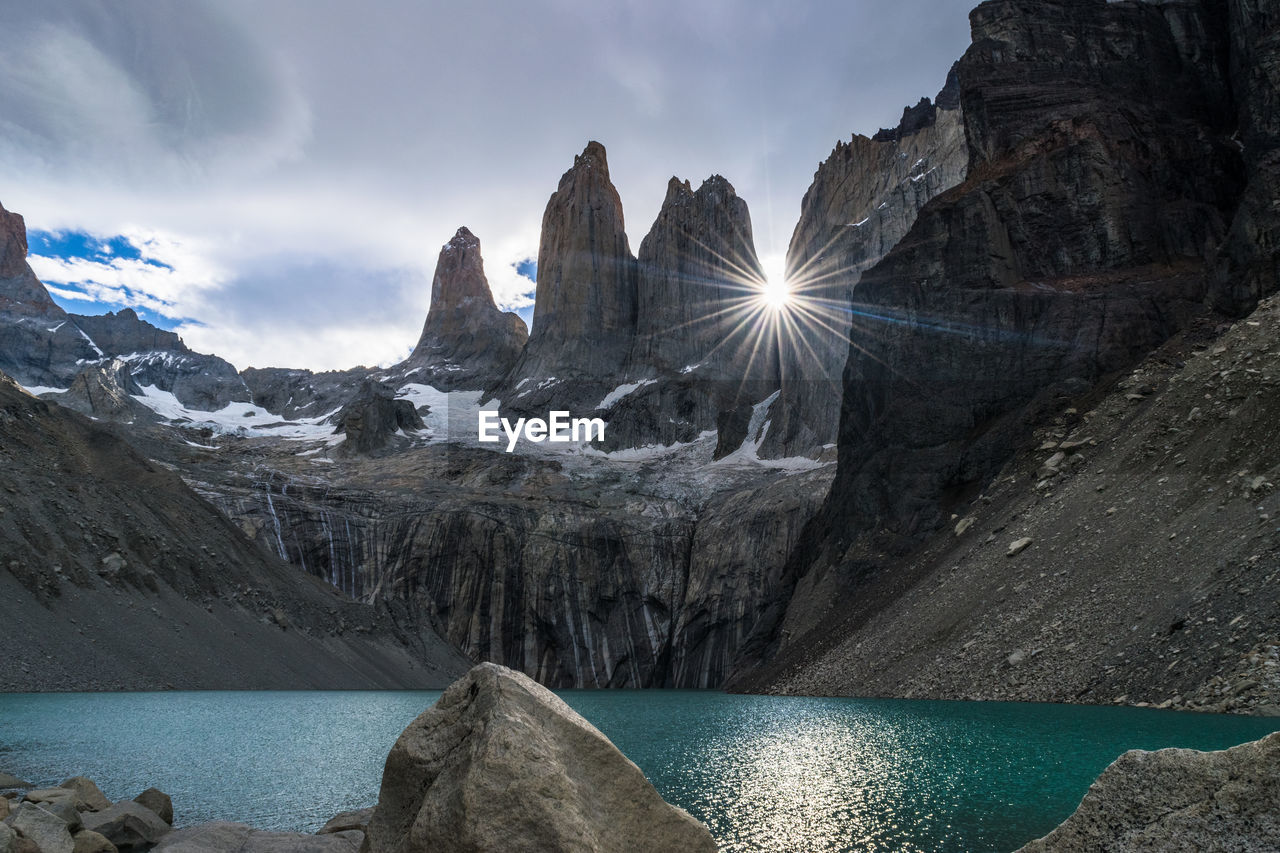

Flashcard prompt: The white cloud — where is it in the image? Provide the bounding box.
[0,0,974,371]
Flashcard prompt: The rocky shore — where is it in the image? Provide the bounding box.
[4,664,1279,853]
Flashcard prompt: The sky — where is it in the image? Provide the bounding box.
[0,1,974,372]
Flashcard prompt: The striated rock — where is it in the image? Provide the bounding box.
[131,789,172,826]
[403,227,527,389]
[59,778,111,812]
[317,808,372,836]
[154,823,361,853]
[332,381,425,456]
[363,663,717,853]
[501,141,639,398]
[759,74,967,459]
[11,802,76,853]
[71,830,118,853]
[1017,732,1280,852]
[81,801,170,849]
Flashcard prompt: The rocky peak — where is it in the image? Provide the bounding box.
[631,172,771,382]
[332,380,425,456]
[404,226,527,388]
[503,141,639,389]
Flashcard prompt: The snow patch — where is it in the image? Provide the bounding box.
[131,385,338,440]
[595,379,656,410]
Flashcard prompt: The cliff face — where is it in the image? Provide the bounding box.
[759,81,968,458]
[631,175,772,382]
[505,142,638,390]
[734,0,1272,681]
[202,446,830,689]
[405,227,528,388]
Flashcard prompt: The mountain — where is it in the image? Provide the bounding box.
[501,141,639,397]
[402,226,528,388]
[730,0,1280,693]
[0,373,468,690]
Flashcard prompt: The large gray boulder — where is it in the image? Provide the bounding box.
[154,822,361,853]
[131,789,173,825]
[81,801,169,849]
[0,822,15,853]
[363,662,717,853]
[60,778,112,813]
[1018,731,1280,851]
[0,773,30,789]
[318,809,372,836]
[10,802,75,853]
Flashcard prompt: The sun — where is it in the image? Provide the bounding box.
[758,255,794,311]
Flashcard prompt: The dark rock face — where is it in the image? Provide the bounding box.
[631,175,772,381]
[53,360,151,422]
[332,381,425,456]
[502,142,639,388]
[1213,0,1280,313]
[759,81,968,459]
[403,227,528,389]
[737,0,1263,678]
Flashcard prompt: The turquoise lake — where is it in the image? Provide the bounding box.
[0,691,1275,852]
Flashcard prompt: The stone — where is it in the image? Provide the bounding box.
[331,381,426,456]
[1017,732,1280,852]
[132,789,173,825]
[0,823,14,853]
[1007,650,1026,667]
[153,823,361,853]
[81,801,170,849]
[71,830,118,853]
[60,778,112,812]
[13,838,39,853]
[25,789,83,813]
[0,797,8,821]
[955,517,975,536]
[0,774,30,789]
[1007,538,1033,557]
[363,663,717,853]
[402,227,528,389]
[317,808,372,836]
[11,802,75,853]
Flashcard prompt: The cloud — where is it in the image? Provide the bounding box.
[0,0,975,371]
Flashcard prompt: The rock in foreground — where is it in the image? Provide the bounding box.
[363,662,717,853]
[1018,732,1280,851]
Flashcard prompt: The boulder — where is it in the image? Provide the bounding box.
[13,838,39,853]
[60,779,112,812]
[0,823,14,853]
[154,822,361,853]
[22,789,81,810]
[19,794,82,831]
[81,802,170,849]
[317,809,372,835]
[1017,731,1280,851]
[0,774,30,790]
[71,830,118,853]
[363,662,717,853]
[10,802,75,853]
[132,789,173,825]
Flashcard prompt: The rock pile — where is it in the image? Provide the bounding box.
[0,775,174,853]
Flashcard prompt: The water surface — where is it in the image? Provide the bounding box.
[0,691,1274,852]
